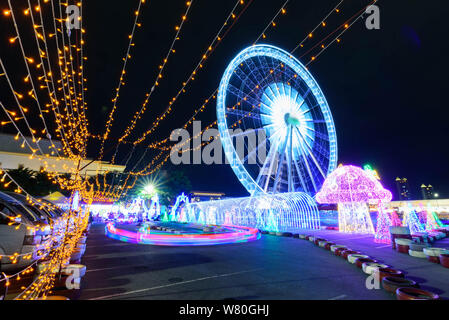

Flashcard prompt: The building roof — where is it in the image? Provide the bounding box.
[0,133,63,156]
[190,191,225,196]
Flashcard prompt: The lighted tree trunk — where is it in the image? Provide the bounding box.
[375,202,392,243]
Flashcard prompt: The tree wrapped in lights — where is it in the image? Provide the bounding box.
[389,210,402,227]
[425,204,439,231]
[316,165,392,234]
[142,194,160,221]
[170,192,189,222]
[402,206,425,234]
[430,210,447,227]
[374,202,392,243]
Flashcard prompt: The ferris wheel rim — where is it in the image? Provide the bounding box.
[217,44,338,196]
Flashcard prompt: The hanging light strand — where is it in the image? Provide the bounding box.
[130,0,255,147]
[27,0,75,158]
[98,0,146,161]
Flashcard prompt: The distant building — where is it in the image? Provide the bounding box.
[385,198,449,217]
[189,191,225,202]
[0,133,125,177]
[421,184,434,200]
[395,177,411,200]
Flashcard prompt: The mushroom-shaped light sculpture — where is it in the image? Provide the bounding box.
[316,165,392,234]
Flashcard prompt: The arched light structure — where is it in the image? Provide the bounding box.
[183,192,320,231]
[217,44,337,196]
[142,194,160,221]
[169,192,190,222]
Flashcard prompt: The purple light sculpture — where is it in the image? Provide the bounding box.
[316,165,392,234]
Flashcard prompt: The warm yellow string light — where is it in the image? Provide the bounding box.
[98,0,145,161]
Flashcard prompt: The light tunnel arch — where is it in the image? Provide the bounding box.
[184,192,320,232]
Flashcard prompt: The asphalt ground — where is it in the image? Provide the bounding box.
[77,223,395,300]
[298,229,449,298]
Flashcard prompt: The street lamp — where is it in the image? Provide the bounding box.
[142,184,156,196]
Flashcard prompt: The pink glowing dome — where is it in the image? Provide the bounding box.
[316,165,392,204]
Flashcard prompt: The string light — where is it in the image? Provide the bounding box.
[98,0,145,160]
[112,0,196,161]
[128,0,254,147]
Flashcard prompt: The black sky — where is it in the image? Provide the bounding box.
[1,0,449,199]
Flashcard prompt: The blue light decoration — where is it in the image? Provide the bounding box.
[430,210,447,227]
[170,193,190,222]
[71,191,80,211]
[266,209,279,232]
[403,205,425,234]
[142,194,160,221]
[183,192,320,232]
[216,44,337,196]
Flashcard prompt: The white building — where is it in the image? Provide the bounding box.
[0,133,125,177]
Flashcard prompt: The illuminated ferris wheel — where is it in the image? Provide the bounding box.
[217,45,338,196]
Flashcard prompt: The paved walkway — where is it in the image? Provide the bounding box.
[78,224,393,300]
[296,229,449,298]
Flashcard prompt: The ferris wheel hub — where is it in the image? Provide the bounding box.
[284,113,301,126]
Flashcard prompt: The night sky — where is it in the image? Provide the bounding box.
[1,0,449,199]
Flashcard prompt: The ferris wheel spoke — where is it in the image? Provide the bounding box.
[242,130,269,164]
[265,85,278,102]
[293,155,309,193]
[287,126,294,192]
[280,83,289,97]
[255,127,283,188]
[296,136,319,193]
[300,101,321,116]
[300,129,316,142]
[229,126,267,138]
[299,128,330,162]
[272,81,283,98]
[286,83,292,101]
[226,107,263,121]
[295,127,326,179]
[314,130,330,142]
[259,148,278,193]
[303,119,327,124]
[290,86,300,107]
[260,99,274,113]
[297,88,311,104]
[272,130,290,192]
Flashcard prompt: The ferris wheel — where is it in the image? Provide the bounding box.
[217,44,338,196]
